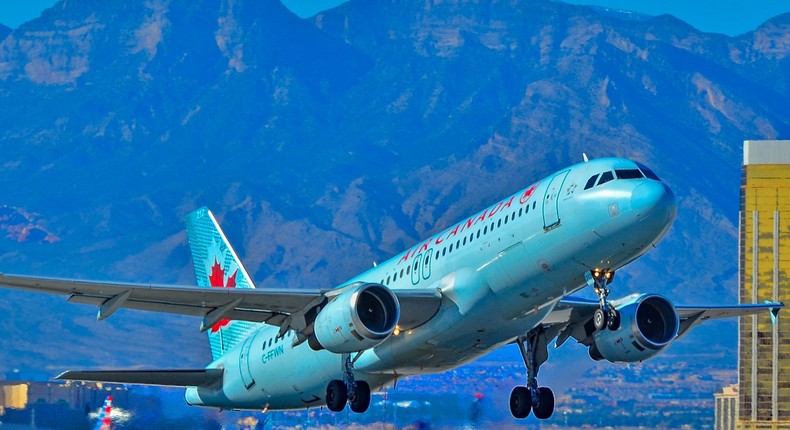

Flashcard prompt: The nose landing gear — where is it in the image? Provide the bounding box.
[587,269,620,331]
[509,328,555,420]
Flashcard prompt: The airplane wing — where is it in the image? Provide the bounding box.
[541,295,784,348]
[0,273,442,332]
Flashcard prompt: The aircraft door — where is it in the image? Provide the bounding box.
[239,335,256,390]
[410,253,423,285]
[543,170,569,230]
[422,248,433,280]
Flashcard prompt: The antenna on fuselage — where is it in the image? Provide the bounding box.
[583,153,589,162]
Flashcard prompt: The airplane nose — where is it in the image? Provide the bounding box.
[631,181,677,226]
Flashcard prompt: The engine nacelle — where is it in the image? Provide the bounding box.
[312,283,400,353]
[589,294,679,363]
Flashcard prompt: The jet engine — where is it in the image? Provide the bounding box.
[589,294,679,363]
[312,283,400,353]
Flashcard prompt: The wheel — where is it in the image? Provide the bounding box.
[509,386,532,419]
[607,308,621,330]
[532,386,555,420]
[593,308,608,331]
[349,380,371,413]
[326,379,347,412]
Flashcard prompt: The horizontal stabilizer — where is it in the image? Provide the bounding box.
[57,369,223,387]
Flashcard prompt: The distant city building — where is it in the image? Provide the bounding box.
[0,380,128,412]
[738,140,790,429]
[716,384,738,430]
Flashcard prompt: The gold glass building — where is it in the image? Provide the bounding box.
[738,140,790,429]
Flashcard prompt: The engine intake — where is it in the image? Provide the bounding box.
[312,283,400,353]
[590,294,679,363]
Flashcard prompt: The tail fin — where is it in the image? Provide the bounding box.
[94,395,112,430]
[185,207,258,360]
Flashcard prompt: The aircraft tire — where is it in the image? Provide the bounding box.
[607,308,621,330]
[533,386,555,420]
[326,379,347,412]
[349,381,371,413]
[593,308,607,331]
[509,386,531,419]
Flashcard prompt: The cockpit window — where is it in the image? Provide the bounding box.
[636,162,661,181]
[597,171,614,186]
[615,169,644,180]
[584,174,599,190]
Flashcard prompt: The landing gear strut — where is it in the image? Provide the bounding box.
[509,328,555,420]
[326,354,371,413]
[587,269,620,331]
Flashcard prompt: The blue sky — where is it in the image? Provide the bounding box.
[0,0,787,36]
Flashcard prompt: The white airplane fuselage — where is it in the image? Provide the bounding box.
[185,157,677,410]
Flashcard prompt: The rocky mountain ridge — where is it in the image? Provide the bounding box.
[0,0,786,372]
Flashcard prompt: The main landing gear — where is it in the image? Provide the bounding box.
[510,328,555,420]
[326,354,371,413]
[588,269,620,331]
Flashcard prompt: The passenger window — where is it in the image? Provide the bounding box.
[597,171,614,185]
[498,219,502,228]
[442,248,447,256]
[449,244,454,253]
[477,230,481,238]
[483,226,487,234]
[406,266,410,275]
[393,272,397,281]
[463,237,467,245]
[532,201,536,209]
[387,276,391,284]
[615,169,643,180]
[584,174,599,190]
[519,208,523,217]
[456,240,460,248]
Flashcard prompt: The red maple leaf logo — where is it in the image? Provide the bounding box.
[520,183,540,204]
[209,258,238,333]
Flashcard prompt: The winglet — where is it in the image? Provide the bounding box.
[766,300,783,325]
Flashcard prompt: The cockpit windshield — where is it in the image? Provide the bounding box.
[583,163,661,191]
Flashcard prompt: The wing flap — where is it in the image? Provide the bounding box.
[57,369,224,387]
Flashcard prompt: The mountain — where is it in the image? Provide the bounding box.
[0,24,9,41]
[0,0,787,374]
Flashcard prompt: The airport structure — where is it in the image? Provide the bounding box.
[716,384,738,430]
[738,140,790,429]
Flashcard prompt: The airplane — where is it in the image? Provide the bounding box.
[0,156,782,420]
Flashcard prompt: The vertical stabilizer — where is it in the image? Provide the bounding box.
[185,207,257,360]
[94,395,112,430]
